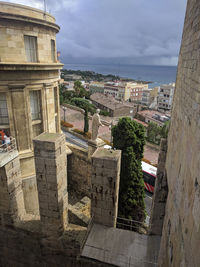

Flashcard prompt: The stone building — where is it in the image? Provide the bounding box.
[90,92,133,117]
[157,0,200,265]
[89,81,104,95]
[157,83,175,112]
[0,2,63,213]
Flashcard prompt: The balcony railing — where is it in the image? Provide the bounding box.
[0,137,17,153]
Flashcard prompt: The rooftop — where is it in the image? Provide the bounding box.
[90,93,132,111]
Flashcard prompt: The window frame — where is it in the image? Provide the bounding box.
[29,90,42,121]
[0,93,9,125]
[24,35,38,62]
[51,39,56,62]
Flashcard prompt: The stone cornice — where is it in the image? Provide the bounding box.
[0,12,60,32]
[8,83,26,90]
[0,62,64,71]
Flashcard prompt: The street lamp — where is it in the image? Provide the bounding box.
[62,106,67,122]
[109,120,114,144]
[130,109,133,120]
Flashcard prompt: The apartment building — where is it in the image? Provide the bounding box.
[104,82,120,99]
[158,83,175,111]
[89,81,104,94]
[129,83,149,102]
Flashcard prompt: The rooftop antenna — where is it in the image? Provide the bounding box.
[43,0,47,19]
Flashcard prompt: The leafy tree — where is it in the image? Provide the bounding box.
[59,84,65,105]
[74,80,83,96]
[99,110,110,116]
[146,122,161,145]
[112,117,146,223]
[84,108,89,133]
[70,98,96,114]
[160,120,170,139]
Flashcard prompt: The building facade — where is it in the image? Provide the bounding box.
[89,81,104,94]
[0,2,63,213]
[90,93,132,117]
[157,83,175,111]
[129,83,148,102]
[104,82,119,99]
[141,89,151,106]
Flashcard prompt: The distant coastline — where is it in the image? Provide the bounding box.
[63,63,177,88]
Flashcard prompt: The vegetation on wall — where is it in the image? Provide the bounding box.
[84,108,89,133]
[146,121,170,145]
[112,117,146,224]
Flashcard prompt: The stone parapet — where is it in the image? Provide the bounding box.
[33,133,68,236]
[91,148,121,227]
[0,152,25,226]
[88,138,105,159]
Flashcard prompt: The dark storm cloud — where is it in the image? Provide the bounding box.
[7,0,187,65]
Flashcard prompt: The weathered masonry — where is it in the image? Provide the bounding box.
[158,0,200,266]
[0,2,63,214]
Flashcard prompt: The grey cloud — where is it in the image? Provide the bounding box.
[6,0,187,66]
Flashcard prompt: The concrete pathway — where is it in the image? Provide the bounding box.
[82,224,160,267]
[63,131,88,149]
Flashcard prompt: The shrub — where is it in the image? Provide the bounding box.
[61,120,73,128]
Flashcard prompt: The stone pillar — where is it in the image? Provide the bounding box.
[8,84,32,151]
[33,133,68,235]
[91,148,121,227]
[43,83,57,133]
[0,151,25,226]
[149,139,168,235]
[88,138,105,159]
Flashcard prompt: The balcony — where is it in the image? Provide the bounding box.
[0,137,18,167]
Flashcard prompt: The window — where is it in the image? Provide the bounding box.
[30,91,41,120]
[24,35,38,62]
[51,40,56,62]
[0,93,9,125]
[54,87,58,113]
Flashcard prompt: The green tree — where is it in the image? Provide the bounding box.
[70,98,96,114]
[74,80,83,96]
[146,122,161,145]
[59,84,65,105]
[112,117,146,223]
[160,120,170,139]
[84,108,89,133]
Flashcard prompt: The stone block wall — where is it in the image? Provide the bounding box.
[0,152,25,226]
[91,148,121,227]
[0,225,112,267]
[149,139,168,235]
[33,133,68,235]
[67,144,92,196]
[158,0,200,266]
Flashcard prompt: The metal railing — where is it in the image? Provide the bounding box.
[116,216,150,232]
[0,137,17,153]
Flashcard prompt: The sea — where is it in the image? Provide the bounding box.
[64,63,177,88]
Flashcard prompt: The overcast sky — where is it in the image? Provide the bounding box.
[6,0,187,66]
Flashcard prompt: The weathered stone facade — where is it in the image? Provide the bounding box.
[67,143,92,196]
[0,2,62,214]
[149,139,168,235]
[158,0,200,266]
[0,151,25,226]
[91,148,121,227]
[33,133,68,235]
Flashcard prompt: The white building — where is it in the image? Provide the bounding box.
[157,83,175,111]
